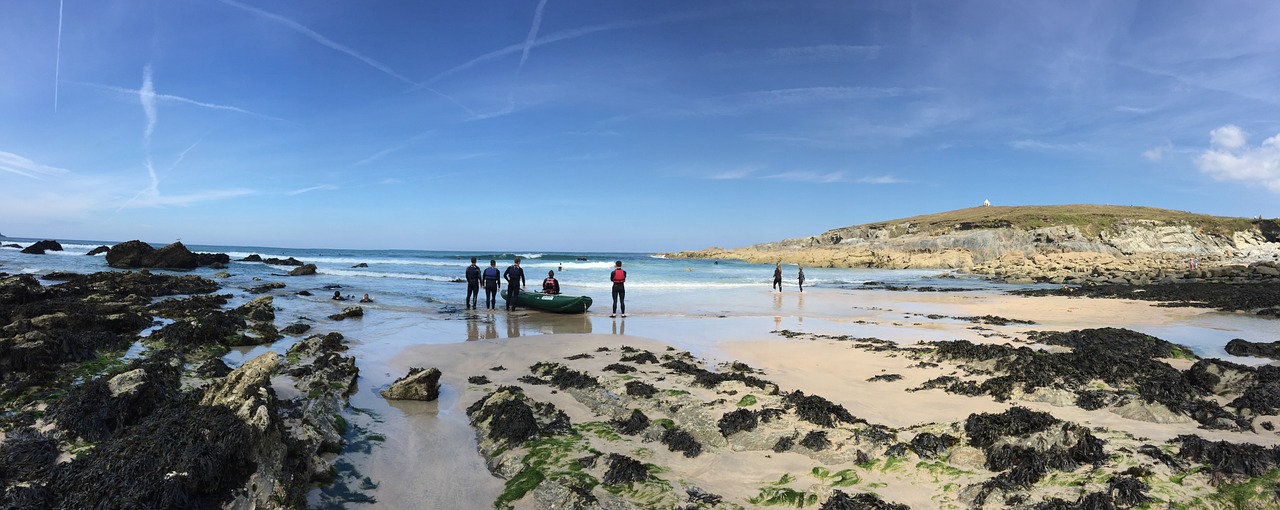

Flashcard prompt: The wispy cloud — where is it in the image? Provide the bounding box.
[620,87,915,121]
[707,166,758,180]
[761,170,845,183]
[0,151,71,179]
[1009,139,1090,151]
[1196,124,1280,193]
[141,65,157,143]
[858,175,908,184]
[288,184,338,196]
[1142,141,1172,162]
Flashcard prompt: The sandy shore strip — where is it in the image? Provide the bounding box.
[352,288,1280,509]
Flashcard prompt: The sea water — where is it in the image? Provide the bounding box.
[0,236,999,314]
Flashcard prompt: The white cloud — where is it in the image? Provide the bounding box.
[141,65,157,143]
[287,185,337,196]
[708,167,755,180]
[0,151,70,179]
[858,175,906,184]
[1209,124,1246,149]
[1196,125,1280,193]
[761,170,844,183]
[1142,142,1172,162]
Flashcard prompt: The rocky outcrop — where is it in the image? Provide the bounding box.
[105,240,228,270]
[668,206,1280,283]
[328,306,363,321]
[20,240,63,255]
[381,367,442,401]
[85,245,109,256]
[289,263,318,276]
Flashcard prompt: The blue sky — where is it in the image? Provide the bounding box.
[3,1,1279,252]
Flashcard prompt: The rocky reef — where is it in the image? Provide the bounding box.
[667,205,1280,284]
[0,270,357,508]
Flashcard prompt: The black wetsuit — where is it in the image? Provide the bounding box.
[482,266,500,309]
[773,267,783,291]
[503,264,525,311]
[610,268,626,316]
[465,264,481,309]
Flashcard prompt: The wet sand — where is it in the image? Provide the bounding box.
[290,286,1279,507]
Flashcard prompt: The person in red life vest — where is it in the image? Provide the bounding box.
[610,260,626,318]
[542,270,561,294]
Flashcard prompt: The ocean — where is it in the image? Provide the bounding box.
[0,236,1001,314]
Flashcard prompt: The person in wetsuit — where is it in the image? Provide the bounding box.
[610,260,626,318]
[465,257,481,309]
[542,270,560,294]
[482,259,501,310]
[503,257,526,311]
[772,262,783,292]
[798,266,806,293]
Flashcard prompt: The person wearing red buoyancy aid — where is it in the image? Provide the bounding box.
[610,260,626,318]
[542,270,561,294]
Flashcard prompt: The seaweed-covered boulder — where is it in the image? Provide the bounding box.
[233,295,276,323]
[1225,338,1280,360]
[20,240,63,255]
[466,386,572,452]
[820,490,910,510]
[380,367,442,401]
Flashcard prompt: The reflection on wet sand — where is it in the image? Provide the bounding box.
[611,318,625,335]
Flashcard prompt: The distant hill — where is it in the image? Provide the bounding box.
[668,205,1280,281]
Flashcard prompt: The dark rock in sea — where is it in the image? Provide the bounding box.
[612,409,650,435]
[328,306,363,321]
[281,322,311,336]
[603,453,650,485]
[233,295,276,323]
[263,257,304,266]
[208,261,227,269]
[239,254,263,262]
[2,243,20,249]
[352,262,368,268]
[380,367,442,401]
[247,282,286,294]
[39,271,81,281]
[1225,338,1280,359]
[289,263,318,276]
[194,358,232,378]
[661,426,704,458]
[20,240,63,255]
[106,240,199,269]
[86,245,110,256]
[820,490,910,510]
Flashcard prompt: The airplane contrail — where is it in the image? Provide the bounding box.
[54,0,64,112]
[516,0,548,77]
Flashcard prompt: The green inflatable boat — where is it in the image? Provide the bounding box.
[503,289,593,314]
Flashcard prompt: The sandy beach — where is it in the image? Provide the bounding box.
[305,285,1280,508]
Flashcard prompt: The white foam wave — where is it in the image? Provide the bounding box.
[517,253,544,259]
[316,268,457,282]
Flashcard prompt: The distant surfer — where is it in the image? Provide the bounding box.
[464,257,481,310]
[610,260,626,318]
[482,260,501,310]
[798,267,806,293]
[332,290,344,301]
[773,262,783,292]
[504,257,526,311]
[360,293,373,303]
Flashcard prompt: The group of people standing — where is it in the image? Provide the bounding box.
[772,262,805,292]
[463,257,627,316]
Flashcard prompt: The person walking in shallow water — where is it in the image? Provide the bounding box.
[482,259,501,310]
[610,260,626,318]
[464,257,481,309]
[797,266,805,293]
[772,262,783,292]
[503,257,526,311]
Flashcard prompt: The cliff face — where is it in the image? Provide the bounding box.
[668,206,1280,282]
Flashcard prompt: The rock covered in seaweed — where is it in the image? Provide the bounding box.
[380,367,442,401]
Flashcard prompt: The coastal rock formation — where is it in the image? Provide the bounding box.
[105,240,229,270]
[19,240,63,255]
[289,263,318,276]
[667,205,1280,283]
[328,306,363,321]
[85,245,109,256]
[0,269,358,508]
[381,367,442,401]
